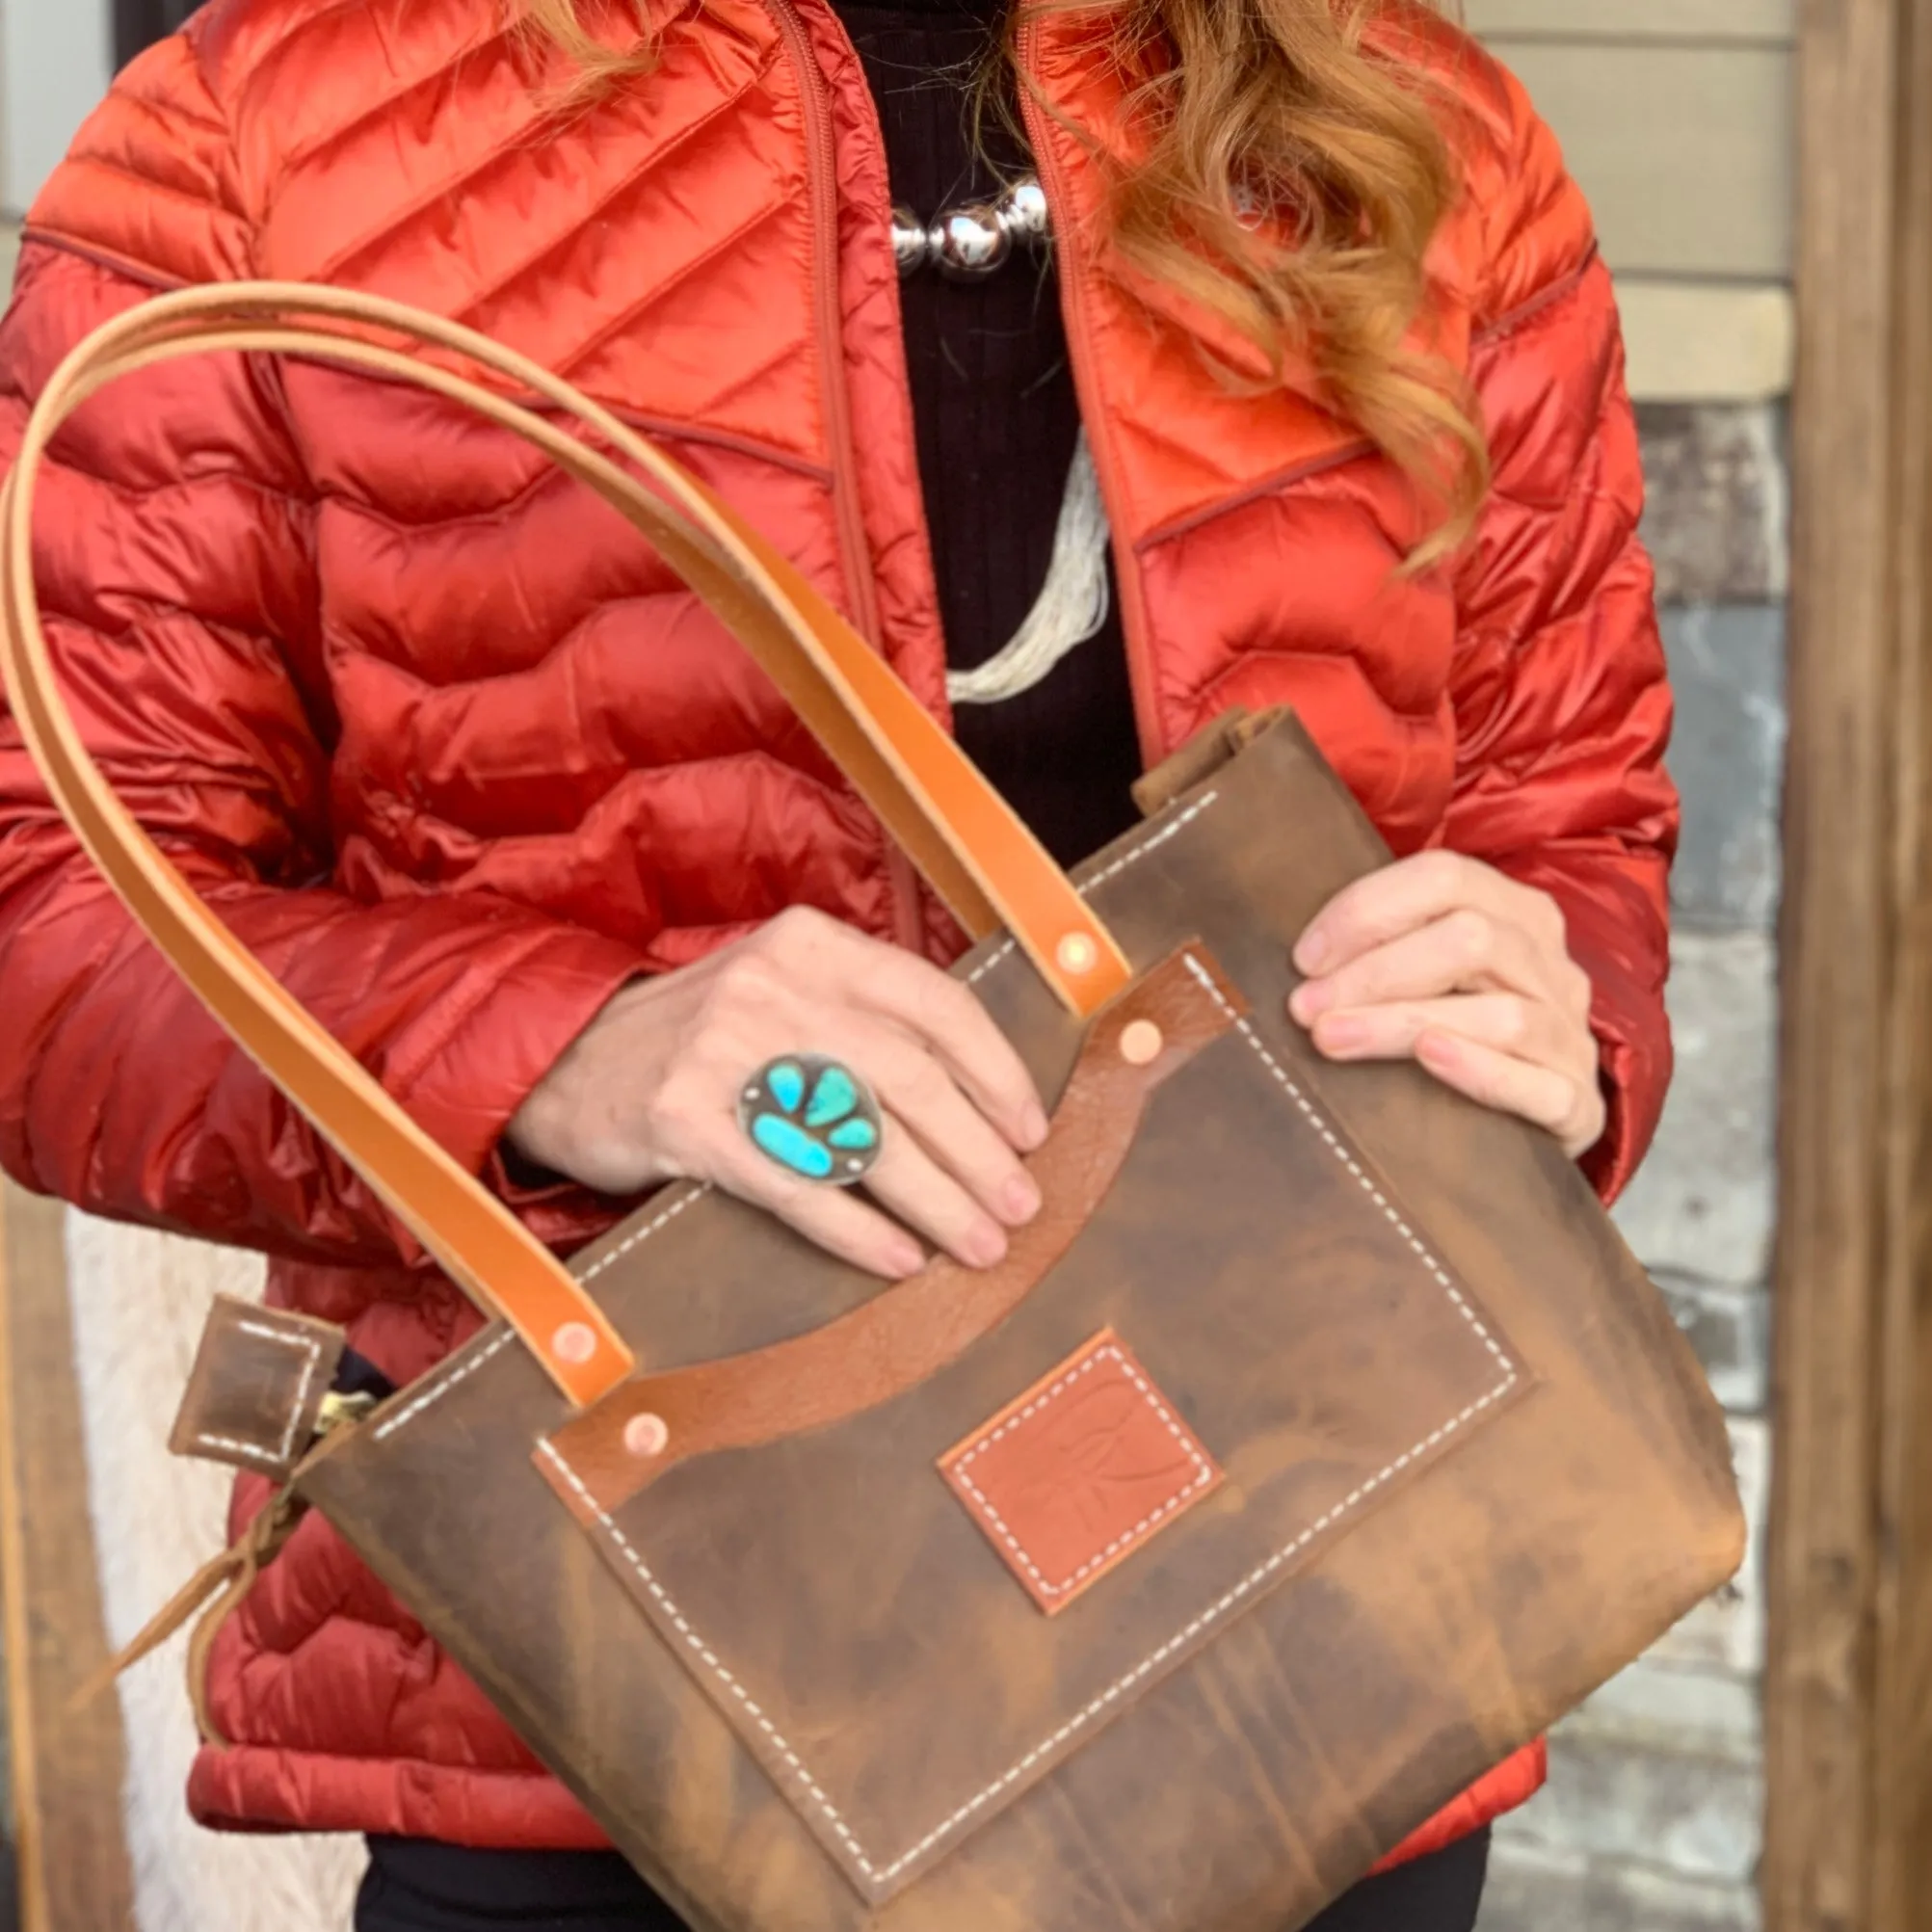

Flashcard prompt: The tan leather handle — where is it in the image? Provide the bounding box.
[0,282,1132,1411]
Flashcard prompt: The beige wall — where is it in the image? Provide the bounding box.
[1465,0,1797,403]
[0,0,113,219]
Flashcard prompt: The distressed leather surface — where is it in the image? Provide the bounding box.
[300,718,1741,1931]
[168,1296,344,1481]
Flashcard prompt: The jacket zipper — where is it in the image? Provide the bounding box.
[766,0,928,953]
[1017,21,1165,769]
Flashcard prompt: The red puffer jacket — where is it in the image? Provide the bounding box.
[0,0,1673,1875]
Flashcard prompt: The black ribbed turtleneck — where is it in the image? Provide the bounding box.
[834,0,1145,868]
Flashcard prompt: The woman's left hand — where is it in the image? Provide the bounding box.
[1288,852,1607,1158]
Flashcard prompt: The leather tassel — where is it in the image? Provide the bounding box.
[68,1486,307,1747]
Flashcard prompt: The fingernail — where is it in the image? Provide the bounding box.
[1290,980,1332,1024]
[1019,1102,1050,1151]
[1002,1174,1042,1225]
[887,1239,926,1278]
[1318,1015,1368,1054]
[966,1224,1009,1269]
[1416,1031,1457,1070]
[1294,930,1330,974]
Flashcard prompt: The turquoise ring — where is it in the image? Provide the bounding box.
[738,1055,884,1185]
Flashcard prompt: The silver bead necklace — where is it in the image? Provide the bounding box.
[887,171,1109,705]
[892,174,1050,280]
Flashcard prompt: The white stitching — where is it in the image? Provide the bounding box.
[195,1322,325,1467]
[577,1185,709,1287]
[965,940,1017,986]
[547,1366,1516,1888]
[369,1190,712,1441]
[1178,953,1514,1374]
[946,1343,1216,1598]
[376,791,1229,1438]
[537,1441,878,1868]
[1077,790,1218,890]
[867,1382,1515,1883]
[236,1319,304,1344]
[373,1330,519,1441]
[276,1337,323,1464]
[193,1434,285,1468]
[963,793,1218,989]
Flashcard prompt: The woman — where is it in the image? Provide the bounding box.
[0,0,1673,1924]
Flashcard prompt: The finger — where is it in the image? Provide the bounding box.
[697,1123,931,1279]
[1293,852,1551,977]
[861,1125,1012,1269]
[851,1028,1043,1231]
[1412,1028,1605,1155]
[1290,909,1554,1023]
[1306,992,1584,1075]
[827,935,1048,1151]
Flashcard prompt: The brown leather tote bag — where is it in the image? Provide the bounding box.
[1,285,1744,1931]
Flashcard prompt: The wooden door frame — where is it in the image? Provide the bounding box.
[1764,1,1932,1927]
[0,1184,136,1931]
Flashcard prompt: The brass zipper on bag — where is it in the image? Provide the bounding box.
[313,1389,379,1440]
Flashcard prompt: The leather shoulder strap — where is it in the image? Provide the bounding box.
[0,283,1132,1409]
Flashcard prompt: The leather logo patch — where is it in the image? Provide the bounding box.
[940,1330,1223,1615]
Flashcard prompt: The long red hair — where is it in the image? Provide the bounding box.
[516,0,1486,559]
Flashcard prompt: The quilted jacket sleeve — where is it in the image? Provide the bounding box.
[1440,69,1679,1204]
[0,39,645,1267]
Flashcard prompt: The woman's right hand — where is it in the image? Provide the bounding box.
[506,908,1048,1281]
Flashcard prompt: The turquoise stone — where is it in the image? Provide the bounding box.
[742,1054,881,1186]
[805,1065,859,1127]
[752,1114,834,1179]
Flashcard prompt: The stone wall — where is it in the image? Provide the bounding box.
[1477,403,1787,1932]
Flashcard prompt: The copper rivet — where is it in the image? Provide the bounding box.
[1119,1019,1164,1066]
[551,1322,598,1366]
[1055,932,1098,975]
[624,1413,670,1459]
